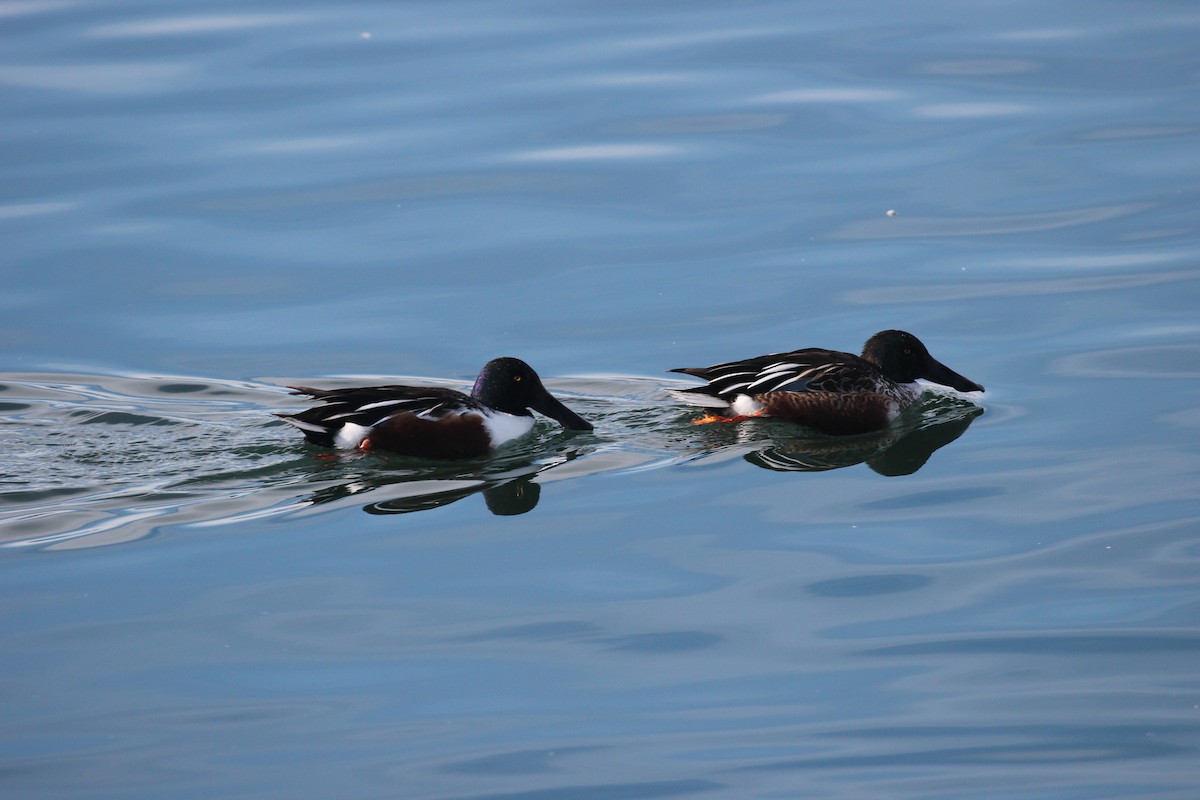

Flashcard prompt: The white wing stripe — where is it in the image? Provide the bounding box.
[760,362,802,374]
[768,374,804,392]
[356,399,409,411]
[748,372,790,390]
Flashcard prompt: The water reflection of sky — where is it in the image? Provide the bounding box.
[3,1,1200,798]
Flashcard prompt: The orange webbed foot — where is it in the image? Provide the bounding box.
[690,410,764,425]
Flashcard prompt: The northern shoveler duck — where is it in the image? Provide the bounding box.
[277,357,592,458]
[670,329,984,436]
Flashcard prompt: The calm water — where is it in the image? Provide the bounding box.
[4,1,1200,798]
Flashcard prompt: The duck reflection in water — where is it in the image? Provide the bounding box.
[294,439,587,517]
[733,396,983,475]
[351,474,541,516]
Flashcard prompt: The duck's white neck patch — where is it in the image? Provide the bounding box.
[480,410,535,448]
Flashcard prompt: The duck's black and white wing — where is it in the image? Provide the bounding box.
[276,385,479,447]
[670,348,873,407]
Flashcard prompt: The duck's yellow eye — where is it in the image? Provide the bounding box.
[514,375,522,382]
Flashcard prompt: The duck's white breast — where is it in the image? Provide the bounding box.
[480,411,536,448]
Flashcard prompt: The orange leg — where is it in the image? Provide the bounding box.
[691,410,765,425]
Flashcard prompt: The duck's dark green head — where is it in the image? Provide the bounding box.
[863,330,984,392]
[471,357,593,430]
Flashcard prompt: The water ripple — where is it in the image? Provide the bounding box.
[0,371,985,549]
[833,203,1150,240]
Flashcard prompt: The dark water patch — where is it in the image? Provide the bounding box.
[73,410,180,426]
[448,779,725,800]
[1077,124,1198,141]
[731,723,1191,772]
[0,486,92,505]
[807,573,933,598]
[863,632,1200,657]
[451,620,725,655]
[601,631,723,654]
[155,383,207,394]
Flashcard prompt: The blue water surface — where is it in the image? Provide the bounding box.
[3,1,1200,798]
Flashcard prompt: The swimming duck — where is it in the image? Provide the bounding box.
[670,329,984,435]
[277,357,592,458]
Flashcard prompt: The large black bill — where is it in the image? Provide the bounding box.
[531,390,593,431]
[923,359,984,393]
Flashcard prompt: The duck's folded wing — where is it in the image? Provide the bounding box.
[671,348,865,401]
[278,385,479,446]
